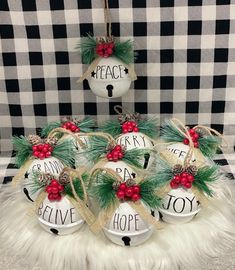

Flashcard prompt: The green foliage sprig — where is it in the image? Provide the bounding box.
[12,136,33,167]
[77,34,137,65]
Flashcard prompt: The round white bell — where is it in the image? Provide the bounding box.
[103,202,155,246]
[161,143,205,166]
[37,196,84,235]
[116,132,154,170]
[103,160,137,182]
[87,57,131,98]
[23,157,64,202]
[159,187,201,224]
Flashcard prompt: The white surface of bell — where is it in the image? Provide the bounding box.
[103,160,137,181]
[162,143,205,166]
[73,135,92,168]
[87,57,131,99]
[116,132,154,169]
[103,202,154,246]
[38,196,84,235]
[23,157,64,202]
[159,187,201,224]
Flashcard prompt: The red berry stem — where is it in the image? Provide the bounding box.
[115,182,141,202]
[170,171,195,189]
[183,128,200,148]
[61,121,80,133]
[106,145,124,162]
[32,143,54,160]
[121,121,139,134]
[45,179,65,201]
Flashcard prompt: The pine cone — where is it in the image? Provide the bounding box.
[112,181,120,191]
[173,164,184,175]
[44,137,58,146]
[38,173,53,185]
[186,165,198,176]
[28,135,42,145]
[194,128,205,137]
[58,171,70,185]
[126,178,136,187]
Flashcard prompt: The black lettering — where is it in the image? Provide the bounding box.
[162,194,176,210]
[55,209,59,224]
[48,161,63,174]
[123,168,132,181]
[95,65,102,79]
[120,215,127,231]
[133,135,141,147]
[173,197,186,213]
[139,135,147,147]
[115,168,122,175]
[124,136,131,146]
[128,215,134,231]
[42,205,53,221]
[100,65,106,79]
[70,208,76,223]
[118,65,124,78]
[178,150,187,159]
[113,213,119,230]
[185,196,195,212]
[60,210,69,225]
[105,65,113,79]
[44,162,51,173]
[36,164,42,171]
[112,65,119,79]
[134,214,139,231]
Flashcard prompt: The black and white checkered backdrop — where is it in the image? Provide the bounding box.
[1,0,235,154]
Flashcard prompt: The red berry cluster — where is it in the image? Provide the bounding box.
[46,179,65,201]
[121,121,139,134]
[170,172,195,189]
[62,121,80,133]
[116,182,141,202]
[32,144,54,160]
[106,145,124,162]
[183,128,200,148]
[96,42,114,58]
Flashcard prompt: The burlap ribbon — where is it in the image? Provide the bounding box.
[89,167,164,233]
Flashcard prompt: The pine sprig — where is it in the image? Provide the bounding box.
[138,117,159,139]
[77,34,97,64]
[53,139,76,167]
[12,136,33,167]
[99,119,122,137]
[113,40,137,65]
[153,158,174,187]
[86,136,109,162]
[123,149,149,169]
[160,120,185,142]
[40,121,61,138]
[64,176,85,200]
[193,165,220,196]
[198,136,221,158]
[25,171,46,195]
[140,179,161,209]
[76,117,95,133]
[91,172,117,209]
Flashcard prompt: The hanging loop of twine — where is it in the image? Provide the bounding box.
[113,105,133,116]
[104,0,112,38]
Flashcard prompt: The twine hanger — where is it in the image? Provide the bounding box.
[104,0,112,39]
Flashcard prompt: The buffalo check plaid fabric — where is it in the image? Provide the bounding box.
[0,1,235,182]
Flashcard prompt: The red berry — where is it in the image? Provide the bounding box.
[173,175,181,184]
[42,147,48,153]
[132,193,141,202]
[184,182,192,189]
[107,153,113,160]
[32,145,38,151]
[114,145,122,151]
[51,193,59,200]
[133,127,139,132]
[75,127,80,133]
[116,190,125,199]
[46,186,52,193]
[48,193,54,201]
[194,141,199,148]
[183,138,189,145]
[45,151,51,158]
[122,128,128,133]
[66,122,71,128]
[51,179,59,186]
[180,177,187,185]
[193,133,199,140]
[132,185,141,194]
[125,187,134,197]
[118,152,124,159]
[189,129,196,136]
[70,125,77,132]
[106,48,113,55]
[181,172,188,178]
[108,43,114,49]
[38,152,45,160]
[187,174,194,182]
[119,183,127,191]
[112,151,119,159]
[130,121,136,127]
[48,146,53,152]
[56,194,62,201]
[33,151,40,157]
[38,144,44,151]
[170,180,179,189]
[62,123,67,129]
[51,187,59,194]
